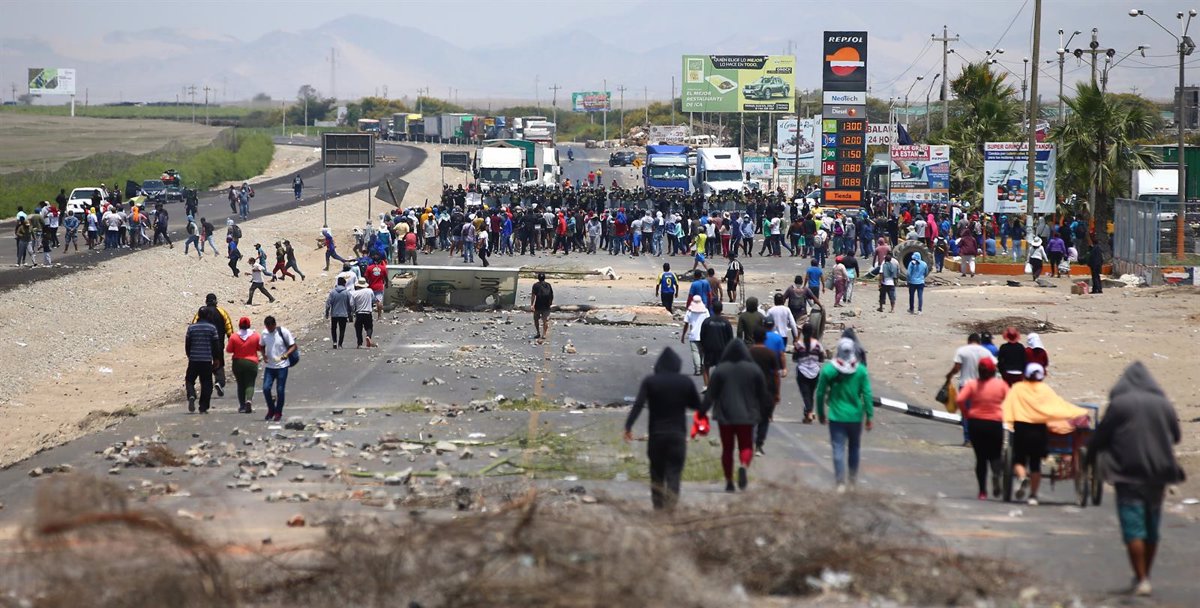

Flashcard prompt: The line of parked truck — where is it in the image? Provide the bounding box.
[366,112,557,146]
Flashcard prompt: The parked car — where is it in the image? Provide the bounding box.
[140,179,167,202]
[609,150,636,167]
[742,76,791,100]
[65,187,109,216]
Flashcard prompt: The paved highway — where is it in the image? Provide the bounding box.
[0,138,425,292]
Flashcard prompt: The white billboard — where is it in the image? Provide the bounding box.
[982,142,1057,214]
[648,125,689,143]
[28,68,75,95]
[866,122,895,146]
[775,116,818,176]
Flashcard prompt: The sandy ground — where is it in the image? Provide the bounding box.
[214,143,319,190]
[0,145,456,467]
[0,114,223,174]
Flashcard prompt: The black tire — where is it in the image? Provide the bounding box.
[1074,450,1089,507]
[1001,435,1014,503]
[894,240,933,281]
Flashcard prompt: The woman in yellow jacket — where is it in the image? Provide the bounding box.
[1001,362,1089,505]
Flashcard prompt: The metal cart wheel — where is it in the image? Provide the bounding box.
[1074,450,1089,507]
[1001,431,1015,503]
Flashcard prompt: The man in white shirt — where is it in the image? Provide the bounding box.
[258,315,295,422]
[765,292,799,346]
[680,295,710,376]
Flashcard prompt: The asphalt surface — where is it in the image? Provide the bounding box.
[0,138,426,292]
[560,145,642,190]
[1,149,1197,604]
[1,247,1197,605]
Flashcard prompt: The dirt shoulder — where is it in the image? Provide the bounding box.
[0,145,455,468]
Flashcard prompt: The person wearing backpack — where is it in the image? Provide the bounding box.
[656,262,678,312]
[258,315,296,422]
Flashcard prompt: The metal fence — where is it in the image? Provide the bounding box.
[1112,198,1200,285]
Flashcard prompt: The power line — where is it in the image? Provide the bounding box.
[876,38,935,92]
[988,0,1031,54]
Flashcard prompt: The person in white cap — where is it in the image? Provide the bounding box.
[1026,236,1047,281]
[680,295,710,376]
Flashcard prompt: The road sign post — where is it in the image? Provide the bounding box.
[321,133,376,228]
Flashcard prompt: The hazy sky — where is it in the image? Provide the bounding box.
[1,0,1197,101]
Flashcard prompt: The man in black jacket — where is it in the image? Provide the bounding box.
[624,348,703,510]
[699,300,733,384]
[184,307,222,414]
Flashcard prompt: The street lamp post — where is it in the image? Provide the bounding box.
[923,74,941,139]
[1057,30,1082,124]
[1132,7,1196,260]
[904,76,924,130]
[1022,57,1030,123]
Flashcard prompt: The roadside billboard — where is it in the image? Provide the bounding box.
[775,117,818,176]
[648,125,689,143]
[866,122,896,146]
[888,145,950,203]
[743,155,774,180]
[571,91,611,113]
[27,68,75,95]
[982,142,1057,214]
[681,55,796,113]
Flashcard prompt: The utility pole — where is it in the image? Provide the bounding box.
[328,47,337,101]
[1021,57,1030,123]
[548,83,561,126]
[304,95,309,137]
[932,25,959,131]
[187,85,196,123]
[1072,29,1113,88]
[535,75,540,110]
[644,86,649,127]
[203,85,212,126]
[617,84,628,135]
[1025,0,1043,239]
[603,78,608,142]
[671,76,676,125]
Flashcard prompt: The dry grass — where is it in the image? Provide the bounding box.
[955,315,1070,336]
[0,475,1035,607]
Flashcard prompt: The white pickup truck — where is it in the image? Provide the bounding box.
[65,187,109,216]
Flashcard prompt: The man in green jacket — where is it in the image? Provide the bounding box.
[816,337,874,492]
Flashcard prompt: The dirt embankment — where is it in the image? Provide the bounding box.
[0,145,456,468]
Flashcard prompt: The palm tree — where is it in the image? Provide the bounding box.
[933,62,1021,203]
[1051,82,1157,221]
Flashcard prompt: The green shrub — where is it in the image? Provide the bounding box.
[0,130,273,218]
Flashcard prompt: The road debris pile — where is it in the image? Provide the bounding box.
[955,315,1070,336]
[1,475,1040,607]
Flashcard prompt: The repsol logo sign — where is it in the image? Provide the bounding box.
[827,36,864,43]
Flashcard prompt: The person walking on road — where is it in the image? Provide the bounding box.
[293,174,304,200]
[227,236,243,278]
[191,293,234,399]
[876,252,898,313]
[246,257,275,305]
[794,323,824,423]
[749,327,783,455]
[1026,236,1047,281]
[14,217,32,267]
[680,295,709,377]
[1001,363,1089,506]
[201,218,219,255]
[946,333,996,445]
[704,340,771,492]
[238,183,252,220]
[351,277,376,348]
[736,296,765,345]
[656,263,678,312]
[1087,361,1187,597]
[906,251,928,314]
[699,300,734,384]
[997,326,1028,386]
[325,277,352,349]
[955,358,1009,500]
[184,215,202,258]
[62,210,80,253]
[153,203,172,249]
[624,348,703,511]
[226,316,261,413]
[271,241,295,281]
[816,337,874,492]
[531,272,554,341]
[258,315,295,422]
[184,307,221,414]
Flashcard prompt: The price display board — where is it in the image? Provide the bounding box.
[821,118,866,203]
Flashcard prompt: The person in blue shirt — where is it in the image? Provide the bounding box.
[657,262,679,312]
[762,318,786,356]
[906,251,929,314]
[805,258,824,299]
[687,269,710,309]
[985,236,997,256]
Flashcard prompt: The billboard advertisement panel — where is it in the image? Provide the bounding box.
[571,91,611,113]
[743,155,774,180]
[866,122,896,146]
[888,145,950,203]
[982,142,1057,214]
[27,68,75,95]
[681,55,795,113]
[648,125,689,143]
[775,117,818,176]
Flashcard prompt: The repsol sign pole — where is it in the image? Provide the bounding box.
[820,31,868,207]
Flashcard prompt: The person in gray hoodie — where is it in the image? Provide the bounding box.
[704,340,772,492]
[1087,362,1186,597]
[324,277,353,349]
[624,348,704,510]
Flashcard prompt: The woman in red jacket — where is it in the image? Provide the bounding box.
[226,317,261,413]
[956,358,1009,500]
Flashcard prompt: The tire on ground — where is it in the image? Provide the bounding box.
[894,240,933,281]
